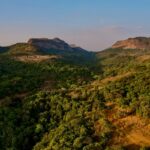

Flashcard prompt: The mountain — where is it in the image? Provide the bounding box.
[1,38,89,54]
[28,38,73,51]
[96,37,150,78]
[112,37,150,50]
[0,38,95,65]
[28,38,88,52]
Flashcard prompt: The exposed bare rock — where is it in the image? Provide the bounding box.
[28,38,73,51]
[112,37,150,50]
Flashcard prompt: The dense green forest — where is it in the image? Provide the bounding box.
[0,44,150,150]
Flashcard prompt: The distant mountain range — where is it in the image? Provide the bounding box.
[1,37,150,54]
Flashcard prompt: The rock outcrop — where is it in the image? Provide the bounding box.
[112,37,150,50]
[28,38,73,51]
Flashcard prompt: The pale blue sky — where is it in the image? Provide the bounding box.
[0,0,150,50]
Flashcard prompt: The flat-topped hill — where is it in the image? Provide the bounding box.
[112,37,150,50]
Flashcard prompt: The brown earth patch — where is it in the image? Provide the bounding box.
[105,103,150,149]
[137,55,150,62]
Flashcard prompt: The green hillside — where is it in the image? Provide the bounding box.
[0,41,150,150]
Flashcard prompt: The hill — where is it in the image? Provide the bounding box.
[0,38,95,65]
[28,38,74,51]
[0,37,150,150]
[112,37,150,50]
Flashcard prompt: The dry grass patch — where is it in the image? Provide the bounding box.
[104,102,150,149]
[137,55,150,62]
[13,54,59,62]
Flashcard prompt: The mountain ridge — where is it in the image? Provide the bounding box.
[0,37,89,54]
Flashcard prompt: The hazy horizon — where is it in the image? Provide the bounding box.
[0,0,150,51]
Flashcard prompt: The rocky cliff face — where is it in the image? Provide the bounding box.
[112,37,150,50]
[28,38,73,51]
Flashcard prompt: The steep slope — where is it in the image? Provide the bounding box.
[28,38,72,51]
[28,38,88,53]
